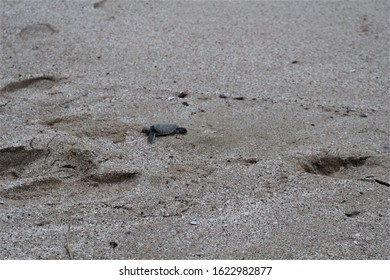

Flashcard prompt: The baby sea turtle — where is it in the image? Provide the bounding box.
[142,123,187,143]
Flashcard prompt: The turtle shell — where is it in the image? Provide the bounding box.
[152,123,178,135]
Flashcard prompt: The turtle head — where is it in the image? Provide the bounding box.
[176,127,187,134]
[142,127,150,133]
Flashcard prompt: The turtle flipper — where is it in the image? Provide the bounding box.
[147,130,156,143]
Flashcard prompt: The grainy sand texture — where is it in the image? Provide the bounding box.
[0,0,389,259]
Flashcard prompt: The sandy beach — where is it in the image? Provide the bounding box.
[0,0,389,259]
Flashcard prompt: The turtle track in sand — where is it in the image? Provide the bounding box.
[43,116,130,143]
